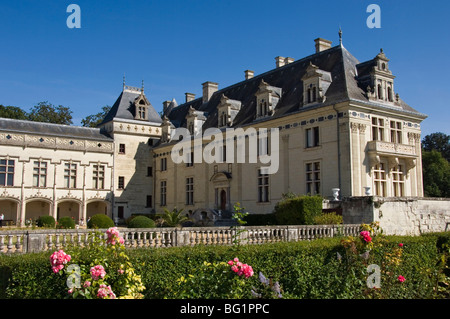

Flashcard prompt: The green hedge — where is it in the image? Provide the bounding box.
[274,195,323,225]
[87,214,114,229]
[1,232,448,299]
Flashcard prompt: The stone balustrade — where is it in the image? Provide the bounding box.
[0,224,361,254]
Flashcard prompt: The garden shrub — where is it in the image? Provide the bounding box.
[87,214,114,229]
[244,213,277,226]
[127,215,156,228]
[274,195,322,225]
[57,216,75,229]
[37,215,56,228]
[313,212,343,225]
[0,229,448,299]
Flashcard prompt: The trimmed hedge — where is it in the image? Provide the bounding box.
[87,214,114,229]
[127,215,156,228]
[56,216,75,229]
[0,232,448,299]
[36,216,55,228]
[274,195,322,225]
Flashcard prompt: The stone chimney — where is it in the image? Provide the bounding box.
[185,92,196,103]
[275,56,285,68]
[202,81,218,103]
[284,57,295,65]
[162,100,171,114]
[245,70,254,80]
[314,38,332,53]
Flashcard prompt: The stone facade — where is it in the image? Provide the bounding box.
[338,196,450,235]
[1,36,441,231]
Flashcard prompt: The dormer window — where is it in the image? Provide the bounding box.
[186,106,207,135]
[255,80,281,119]
[364,49,398,106]
[302,62,331,106]
[217,94,241,127]
[134,93,150,121]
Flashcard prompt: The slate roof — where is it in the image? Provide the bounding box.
[0,117,113,141]
[100,89,163,125]
[166,44,427,131]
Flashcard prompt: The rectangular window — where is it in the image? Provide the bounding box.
[306,127,320,148]
[118,176,125,189]
[118,206,124,219]
[306,162,321,195]
[258,133,269,156]
[93,164,105,189]
[373,163,387,196]
[258,169,269,202]
[160,181,167,206]
[186,177,194,205]
[390,121,402,144]
[392,165,405,197]
[119,144,126,154]
[0,159,14,186]
[146,195,152,208]
[64,163,77,188]
[161,158,167,171]
[372,117,384,141]
[147,166,153,176]
[186,152,194,167]
[33,161,47,187]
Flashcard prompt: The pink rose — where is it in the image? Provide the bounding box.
[398,243,403,247]
[398,275,406,282]
[227,260,234,266]
[90,265,106,281]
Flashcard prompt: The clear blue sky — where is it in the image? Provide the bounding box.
[1,0,449,137]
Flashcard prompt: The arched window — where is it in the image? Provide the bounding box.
[387,87,393,102]
[312,86,317,102]
[307,88,312,103]
[377,84,383,100]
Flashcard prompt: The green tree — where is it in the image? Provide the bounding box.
[27,101,73,125]
[159,208,190,227]
[81,105,111,128]
[0,105,28,120]
[422,132,450,162]
[422,150,450,197]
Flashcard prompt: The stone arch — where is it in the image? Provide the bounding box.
[86,200,111,220]
[24,198,53,223]
[56,198,82,222]
[0,198,20,224]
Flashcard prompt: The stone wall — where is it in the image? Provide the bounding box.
[337,196,450,235]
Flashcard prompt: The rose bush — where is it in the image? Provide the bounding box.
[50,227,145,299]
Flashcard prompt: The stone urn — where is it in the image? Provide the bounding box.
[331,188,340,201]
[364,187,371,196]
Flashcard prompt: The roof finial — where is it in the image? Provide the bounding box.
[141,79,144,93]
[123,74,126,90]
[338,26,342,46]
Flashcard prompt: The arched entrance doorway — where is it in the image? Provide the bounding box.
[210,171,232,212]
[220,190,227,211]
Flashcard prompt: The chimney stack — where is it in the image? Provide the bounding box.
[202,81,218,103]
[314,38,332,53]
[245,70,254,80]
[284,57,295,65]
[162,100,171,114]
[275,56,285,68]
[185,92,196,103]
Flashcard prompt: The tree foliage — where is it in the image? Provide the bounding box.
[422,132,450,162]
[81,105,111,128]
[27,101,73,125]
[422,150,450,197]
[0,105,28,120]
